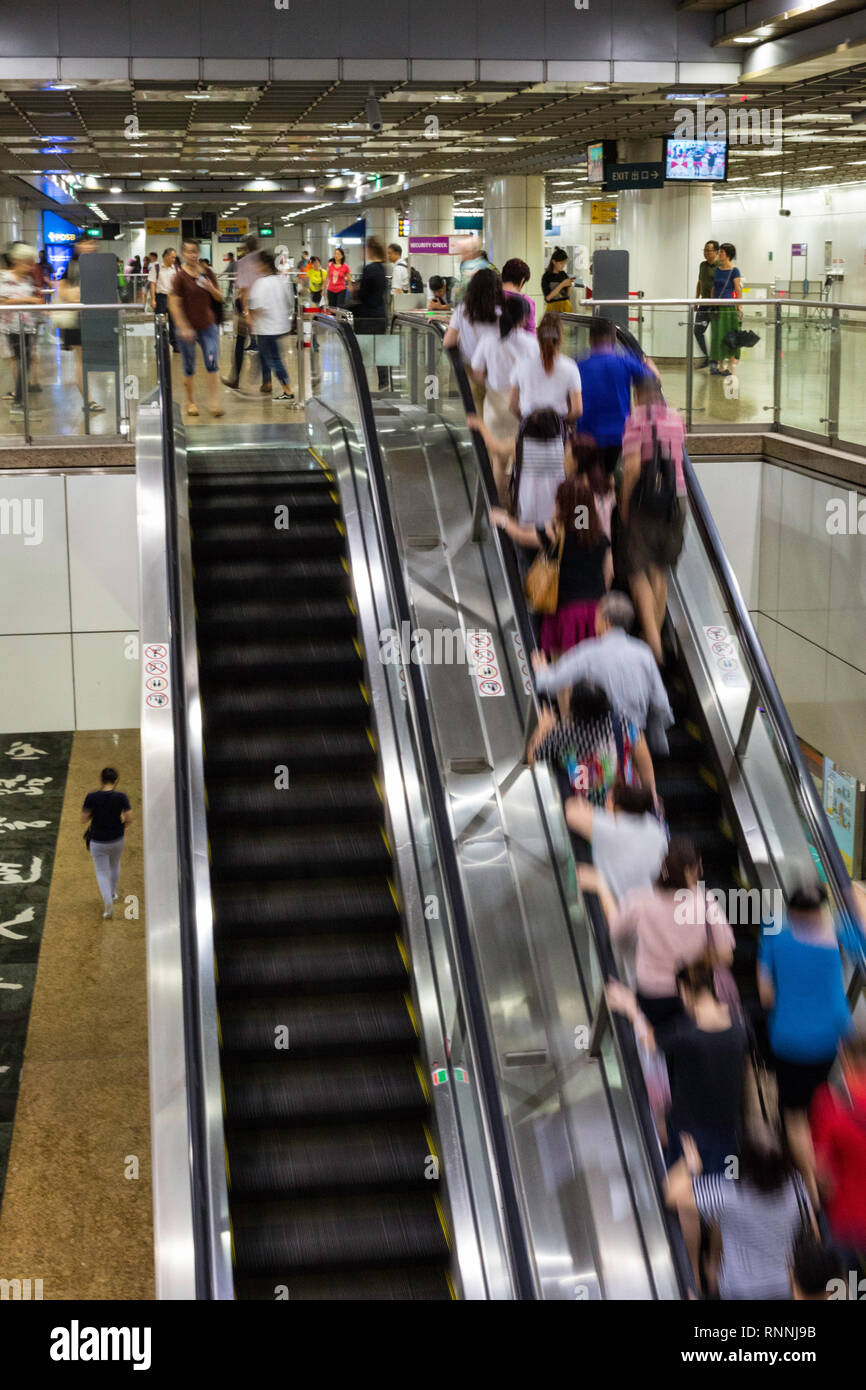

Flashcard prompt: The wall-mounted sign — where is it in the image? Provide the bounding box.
[42,210,81,278]
[590,201,618,225]
[397,216,410,237]
[217,217,249,243]
[791,243,808,257]
[408,235,463,255]
[605,162,665,190]
[823,757,863,877]
[145,219,181,238]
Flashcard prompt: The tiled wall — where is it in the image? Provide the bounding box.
[694,456,866,785]
[756,464,866,785]
[0,473,139,732]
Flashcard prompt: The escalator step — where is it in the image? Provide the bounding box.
[198,637,363,682]
[205,776,381,827]
[194,597,356,641]
[217,932,407,995]
[222,1054,429,1127]
[665,725,705,762]
[202,727,378,775]
[230,1192,449,1275]
[212,878,399,937]
[191,521,345,562]
[192,557,349,599]
[201,681,370,728]
[234,1266,453,1300]
[226,1122,437,1199]
[219,991,417,1059]
[189,469,331,492]
[190,488,339,519]
[209,825,390,882]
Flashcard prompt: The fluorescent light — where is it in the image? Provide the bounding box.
[110,185,121,193]
[184,92,210,99]
[758,170,783,176]
[732,35,762,43]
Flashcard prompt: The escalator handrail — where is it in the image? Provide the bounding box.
[557,312,865,970]
[309,311,538,1300]
[153,317,219,1297]
[392,311,694,1299]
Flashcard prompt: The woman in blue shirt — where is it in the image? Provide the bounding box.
[757,879,854,1202]
[709,242,742,378]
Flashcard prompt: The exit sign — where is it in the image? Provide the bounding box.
[259,222,274,237]
[85,227,102,238]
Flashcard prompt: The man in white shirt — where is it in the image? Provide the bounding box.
[153,248,178,350]
[387,243,409,294]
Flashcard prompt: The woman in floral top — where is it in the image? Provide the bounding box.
[529,680,656,808]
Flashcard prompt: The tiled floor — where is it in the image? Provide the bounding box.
[0,729,153,1299]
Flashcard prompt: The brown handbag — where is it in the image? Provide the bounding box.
[524,526,564,615]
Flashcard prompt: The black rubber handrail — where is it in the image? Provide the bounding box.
[392,311,694,1299]
[308,311,538,1300]
[558,311,866,975]
[153,316,216,1298]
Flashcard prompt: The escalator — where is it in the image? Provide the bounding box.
[301,306,866,1298]
[138,328,536,1300]
[188,452,453,1299]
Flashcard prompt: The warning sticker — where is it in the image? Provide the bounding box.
[466,628,504,698]
[143,641,171,710]
[702,625,746,688]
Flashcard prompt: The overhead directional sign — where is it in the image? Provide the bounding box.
[605,162,665,190]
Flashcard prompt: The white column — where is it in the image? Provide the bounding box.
[407,193,453,292]
[616,139,712,357]
[483,176,545,320]
[304,219,332,262]
[0,197,24,249]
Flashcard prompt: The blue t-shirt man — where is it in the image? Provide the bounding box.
[576,348,652,450]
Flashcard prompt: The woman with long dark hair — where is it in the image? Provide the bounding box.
[507,313,581,525]
[541,247,576,314]
[470,294,538,499]
[443,265,502,362]
[490,473,612,660]
[326,247,350,308]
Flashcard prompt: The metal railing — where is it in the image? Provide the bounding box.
[563,295,864,449]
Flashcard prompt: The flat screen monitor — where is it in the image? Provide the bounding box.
[587,142,606,185]
[664,137,728,182]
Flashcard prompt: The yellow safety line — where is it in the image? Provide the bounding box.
[308,446,330,473]
[433,1193,452,1249]
[395,931,410,974]
[380,824,391,854]
[224,1142,232,1190]
[372,774,384,804]
[216,1009,223,1048]
[366,728,378,752]
[685,719,702,743]
[341,556,349,575]
[423,1123,438,1161]
[346,596,357,615]
[387,877,401,913]
[353,637,364,660]
[445,1271,458,1301]
[404,992,419,1036]
[698,767,718,792]
[359,681,371,704]
[414,1056,431,1103]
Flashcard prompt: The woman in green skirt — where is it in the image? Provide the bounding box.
[709,242,742,377]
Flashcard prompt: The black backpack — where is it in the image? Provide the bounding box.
[408,265,424,294]
[633,418,678,521]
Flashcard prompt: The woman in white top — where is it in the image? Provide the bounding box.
[470,295,538,501]
[247,250,296,403]
[443,267,502,392]
[508,315,582,526]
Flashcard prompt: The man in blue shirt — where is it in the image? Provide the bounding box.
[575,319,659,473]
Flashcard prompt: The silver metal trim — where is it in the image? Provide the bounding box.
[172,409,235,1300]
[135,392,197,1300]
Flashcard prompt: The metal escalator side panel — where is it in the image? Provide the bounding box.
[136,385,233,1301]
[307,407,513,1300]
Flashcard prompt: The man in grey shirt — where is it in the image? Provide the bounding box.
[533,592,674,753]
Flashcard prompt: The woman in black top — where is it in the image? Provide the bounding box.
[491,473,612,668]
[541,248,576,315]
[353,236,389,388]
[81,766,133,919]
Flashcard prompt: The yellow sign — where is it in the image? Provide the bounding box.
[145,219,181,237]
[590,202,618,225]
[218,218,249,243]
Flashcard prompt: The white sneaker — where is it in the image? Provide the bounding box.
[113,892,119,902]
[103,908,113,919]
[274,391,296,402]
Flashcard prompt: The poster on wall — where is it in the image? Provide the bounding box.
[42,210,81,280]
[823,757,864,877]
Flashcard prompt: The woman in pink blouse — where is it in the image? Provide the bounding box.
[610,838,735,1028]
